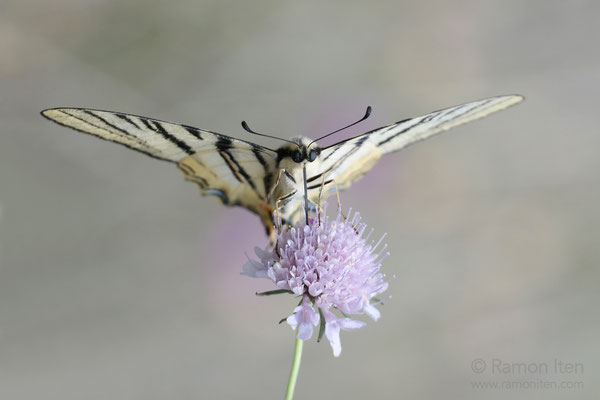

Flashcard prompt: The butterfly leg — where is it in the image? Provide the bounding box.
[317,175,347,220]
[256,203,276,244]
[274,192,297,225]
[266,169,286,202]
[272,201,282,234]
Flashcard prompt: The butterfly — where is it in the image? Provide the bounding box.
[42,94,523,241]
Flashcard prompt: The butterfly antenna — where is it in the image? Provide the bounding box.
[241,121,298,146]
[308,106,372,147]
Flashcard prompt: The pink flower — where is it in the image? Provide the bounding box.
[243,204,389,356]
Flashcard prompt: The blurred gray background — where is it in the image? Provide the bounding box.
[0,1,598,399]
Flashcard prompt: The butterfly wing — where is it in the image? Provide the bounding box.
[177,140,278,235]
[41,108,212,162]
[41,108,279,234]
[307,95,524,201]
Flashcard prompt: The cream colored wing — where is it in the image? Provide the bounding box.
[178,143,278,235]
[42,108,279,234]
[307,95,524,201]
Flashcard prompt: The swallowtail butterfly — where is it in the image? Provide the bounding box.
[42,95,523,240]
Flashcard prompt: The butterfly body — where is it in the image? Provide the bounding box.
[42,95,523,241]
[270,137,321,221]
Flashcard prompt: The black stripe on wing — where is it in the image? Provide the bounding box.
[42,109,172,162]
[375,97,500,148]
[307,179,334,191]
[252,145,274,198]
[84,110,133,136]
[218,151,245,183]
[214,135,261,192]
[376,116,429,146]
[115,113,142,129]
[320,118,411,151]
[226,152,258,190]
[139,118,195,155]
[183,125,204,140]
[308,140,365,184]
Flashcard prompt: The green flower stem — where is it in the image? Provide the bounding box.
[284,337,304,400]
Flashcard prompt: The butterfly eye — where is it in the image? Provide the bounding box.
[308,149,317,162]
[292,150,303,163]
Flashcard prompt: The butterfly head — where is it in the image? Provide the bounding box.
[278,136,321,164]
[242,105,372,165]
[281,106,373,165]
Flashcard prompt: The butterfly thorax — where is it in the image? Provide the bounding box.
[271,136,321,223]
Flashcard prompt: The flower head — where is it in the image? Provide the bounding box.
[243,204,389,356]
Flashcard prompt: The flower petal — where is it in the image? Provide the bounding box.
[241,257,268,278]
[338,318,366,331]
[286,298,320,341]
[322,309,366,357]
[322,310,343,357]
[363,303,381,321]
[326,323,342,357]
